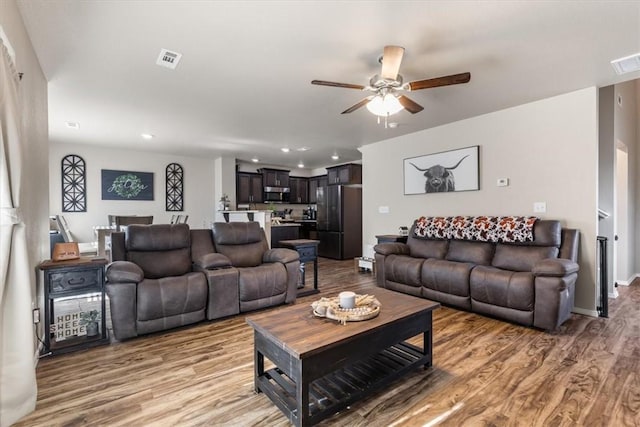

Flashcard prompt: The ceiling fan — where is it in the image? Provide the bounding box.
[311,46,470,120]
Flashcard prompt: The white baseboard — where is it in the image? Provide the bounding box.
[616,272,640,286]
[572,307,599,317]
[608,289,618,299]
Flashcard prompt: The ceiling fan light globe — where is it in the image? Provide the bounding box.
[366,93,404,116]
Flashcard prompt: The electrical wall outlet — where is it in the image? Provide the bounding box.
[496,178,509,187]
[33,308,40,324]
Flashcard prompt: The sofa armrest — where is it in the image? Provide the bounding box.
[105,280,138,340]
[194,253,232,270]
[374,242,410,256]
[532,258,579,277]
[263,248,299,264]
[106,261,144,283]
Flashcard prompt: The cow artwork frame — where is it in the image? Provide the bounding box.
[403,145,479,195]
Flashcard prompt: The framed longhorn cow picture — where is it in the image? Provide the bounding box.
[403,145,479,195]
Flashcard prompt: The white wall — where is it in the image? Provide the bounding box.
[49,142,216,242]
[361,87,598,313]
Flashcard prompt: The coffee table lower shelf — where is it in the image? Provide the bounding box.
[256,341,426,425]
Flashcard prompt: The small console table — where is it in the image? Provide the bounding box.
[278,239,320,297]
[39,257,109,356]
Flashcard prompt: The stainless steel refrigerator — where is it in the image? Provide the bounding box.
[316,185,362,259]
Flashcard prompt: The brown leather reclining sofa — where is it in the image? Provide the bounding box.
[374,218,580,330]
[106,222,299,340]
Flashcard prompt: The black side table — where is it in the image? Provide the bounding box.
[278,239,320,297]
[39,257,109,356]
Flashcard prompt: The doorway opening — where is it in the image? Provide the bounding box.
[614,140,630,287]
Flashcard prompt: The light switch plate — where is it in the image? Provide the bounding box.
[378,206,390,214]
[533,202,547,213]
[497,178,509,187]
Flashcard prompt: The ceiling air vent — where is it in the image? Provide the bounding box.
[611,53,640,75]
[156,48,182,70]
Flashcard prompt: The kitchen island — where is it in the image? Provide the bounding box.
[271,223,300,248]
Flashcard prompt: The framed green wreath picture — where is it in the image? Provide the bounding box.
[101,169,154,200]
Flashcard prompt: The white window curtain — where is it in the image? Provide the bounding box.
[0,38,38,425]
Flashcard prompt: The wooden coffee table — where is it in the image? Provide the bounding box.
[246,288,440,426]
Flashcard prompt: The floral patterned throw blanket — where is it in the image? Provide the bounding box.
[414,216,538,243]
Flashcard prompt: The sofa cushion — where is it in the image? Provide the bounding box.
[212,222,263,245]
[421,259,473,297]
[238,263,287,301]
[492,244,559,272]
[136,272,207,321]
[530,220,561,247]
[211,222,268,267]
[126,224,192,279]
[128,248,192,279]
[446,240,494,265]
[408,238,448,260]
[384,255,423,287]
[127,224,190,251]
[470,266,534,311]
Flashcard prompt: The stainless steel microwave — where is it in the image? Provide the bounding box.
[264,186,290,202]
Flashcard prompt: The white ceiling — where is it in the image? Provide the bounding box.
[17,1,640,170]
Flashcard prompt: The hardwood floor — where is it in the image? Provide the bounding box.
[15,259,640,426]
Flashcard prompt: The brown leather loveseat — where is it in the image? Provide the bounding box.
[106,222,299,340]
[374,217,580,330]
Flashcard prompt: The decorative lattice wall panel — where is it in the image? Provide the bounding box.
[166,163,184,211]
[61,154,87,212]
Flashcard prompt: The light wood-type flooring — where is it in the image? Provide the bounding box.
[15,258,640,426]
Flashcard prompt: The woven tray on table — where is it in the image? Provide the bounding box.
[311,294,381,325]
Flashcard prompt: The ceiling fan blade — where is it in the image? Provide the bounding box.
[397,95,424,114]
[408,72,471,91]
[311,80,365,90]
[341,96,374,114]
[381,45,405,80]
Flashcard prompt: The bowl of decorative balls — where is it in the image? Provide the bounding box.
[311,294,381,325]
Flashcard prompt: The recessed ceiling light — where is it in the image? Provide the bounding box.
[331,154,339,160]
[611,52,640,75]
[251,157,259,163]
[141,133,154,140]
[296,147,310,152]
[65,121,80,130]
[297,162,304,168]
[281,147,290,153]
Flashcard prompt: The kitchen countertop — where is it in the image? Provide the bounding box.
[271,223,301,227]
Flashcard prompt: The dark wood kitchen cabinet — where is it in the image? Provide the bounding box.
[237,172,263,203]
[289,177,308,204]
[308,175,327,204]
[326,163,361,185]
[260,168,290,188]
